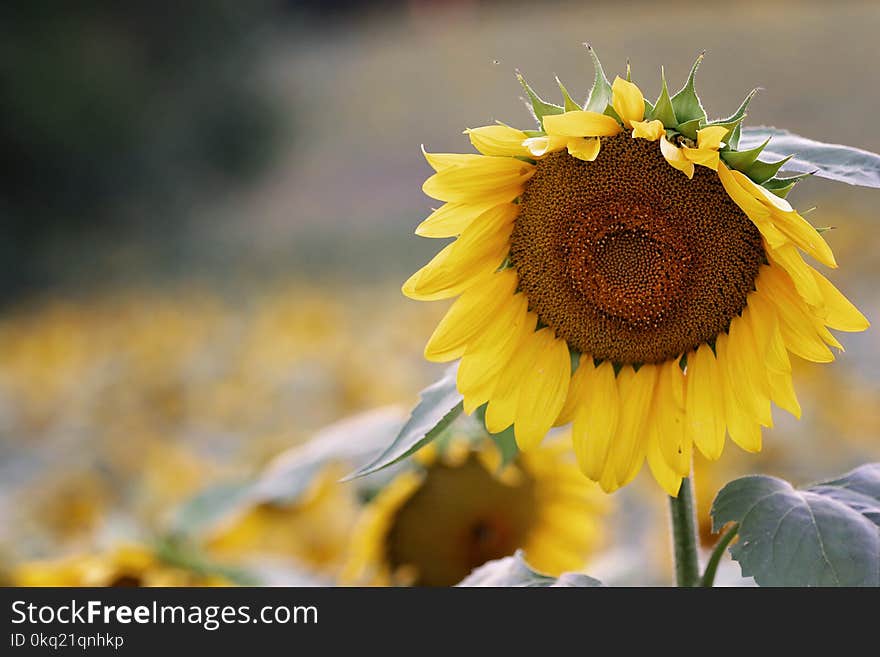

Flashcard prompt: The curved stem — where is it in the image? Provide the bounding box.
[668,477,700,587]
[701,522,739,588]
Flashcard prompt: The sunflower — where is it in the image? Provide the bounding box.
[341,436,607,586]
[404,50,869,496]
[12,544,229,587]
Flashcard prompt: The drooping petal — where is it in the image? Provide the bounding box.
[416,199,513,238]
[695,125,728,151]
[571,361,619,483]
[542,111,622,138]
[609,363,658,488]
[611,76,645,128]
[465,125,532,157]
[767,243,824,310]
[513,331,572,450]
[555,355,590,427]
[812,269,870,332]
[716,332,762,453]
[566,137,602,161]
[682,145,720,170]
[660,136,695,179]
[725,314,773,427]
[654,359,690,477]
[685,343,726,460]
[631,119,664,141]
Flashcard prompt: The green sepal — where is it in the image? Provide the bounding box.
[522,129,544,138]
[745,155,793,184]
[671,52,707,125]
[721,138,769,170]
[762,171,813,198]
[704,88,758,146]
[603,105,623,123]
[676,117,703,140]
[555,76,582,111]
[643,98,654,117]
[517,72,564,126]
[650,66,678,129]
[584,44,613,114]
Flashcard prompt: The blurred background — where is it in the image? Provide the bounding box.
[2,0,879,585]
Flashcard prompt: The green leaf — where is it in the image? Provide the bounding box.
[457,550,603,587]
[555,76,581,112]
[704,88,758,146]
[346,366,464,479]
[584,44,613,114]
[740,126,880,188]
[517,72,564,126]
[171,407,407,536]
[711,463,880,587]
[671,52,706,125]
[650,67,678,129]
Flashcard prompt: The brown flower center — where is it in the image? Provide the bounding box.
[510,134,765,364]
[386,458,536,587]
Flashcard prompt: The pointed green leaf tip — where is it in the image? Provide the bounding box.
[650,67,677,129]
[707,88,759,148]
[671,52,707,126]
[583,43,613,114]
[555,76,582,112]
[517,71,563,126]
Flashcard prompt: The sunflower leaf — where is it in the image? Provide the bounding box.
[671,52,707,125]
[739,126,880,188]
[457,550,603,587]
[556,76,582,112]
[584,44,613,114]
[710,463,880,587]
[517,72,564,126]
[650,66,678,128]
[345,365,463,479]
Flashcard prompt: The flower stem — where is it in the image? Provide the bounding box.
[668,477,700,587]
[701,522,739,588]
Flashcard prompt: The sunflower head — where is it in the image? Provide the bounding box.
[405,48,869,496]
[341,435,607,586]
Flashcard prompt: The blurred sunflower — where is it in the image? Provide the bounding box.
[12,544,228,587]
[341,436,608,586]
[404,51,869,496]
[205,465,360,576]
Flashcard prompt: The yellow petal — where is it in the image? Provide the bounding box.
[424,268,518,362]
[415,199,511,238]
[767,368,802,419]
[422,155,533,203]
[465,125,531,157]
[484,326,543,433]
[725,314,773,427]
[682,146,720,170]
[555,356,591,427]
[611,76,645,128]
[696,126,728,151]
[646,428,685,497]
[631,119,665,141]
[457,296,536,413]
[685,343,726,460]
[756,266,834,363]
[542,110,622,138]
[660,136,695,179]
[402,205,514,301]
[654,359,690,477]
[745,290,792,374]
[767,244,824,308]
[571,361,619,482]
[523,135,569,157]
[610,363,657,487]
[566,137,601,161]
[812,269,870,332]
[716,332,763,453]
[732,170,837,268]
[513,331,571,450]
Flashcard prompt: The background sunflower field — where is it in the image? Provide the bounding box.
[2,0,879,586]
